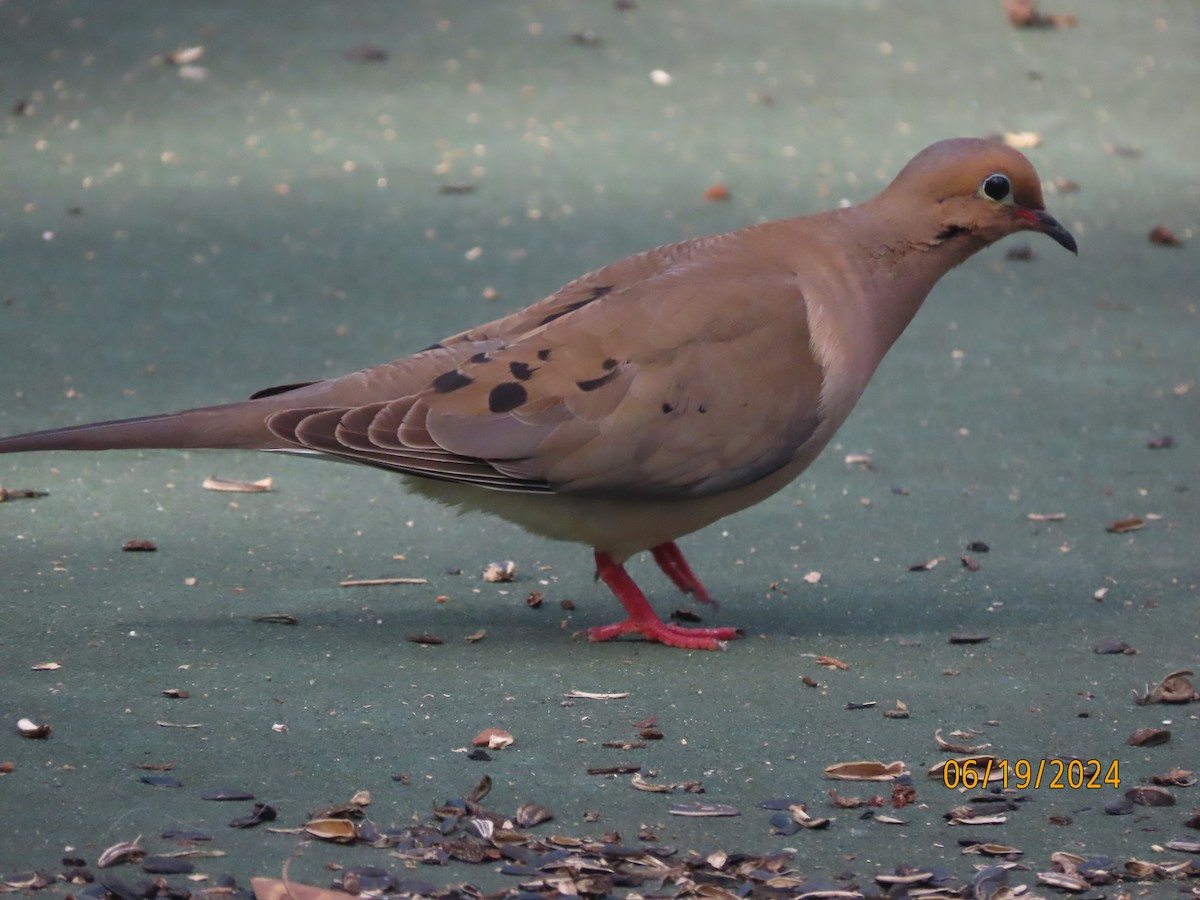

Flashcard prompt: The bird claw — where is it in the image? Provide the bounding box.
[585,617,740,650]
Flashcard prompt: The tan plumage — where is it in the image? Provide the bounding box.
[0,138,1076,649]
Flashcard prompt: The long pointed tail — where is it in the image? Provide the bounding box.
[0,401,285,455]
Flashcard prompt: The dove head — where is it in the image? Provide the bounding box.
[884,137,1077,255]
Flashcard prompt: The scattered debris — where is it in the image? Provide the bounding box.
[340,577,428,587]
[1149,224,1185,246]
[16,717,51,739]
[1127,727,1171,747]
[0,485,48,502]
[1004,0,1078,28]
[472,728,514,750]
[1135,669,1199,705]
[122,539,158,552]
[482,560,517,582]
[1106,516,1145,533]
[824,760,908,781]
[346,44,388,62]
[201,475,272,493]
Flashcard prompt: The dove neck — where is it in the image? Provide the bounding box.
[843,200,985,356]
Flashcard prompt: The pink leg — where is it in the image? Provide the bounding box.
[651,541,717,606]
[586,550,740,650]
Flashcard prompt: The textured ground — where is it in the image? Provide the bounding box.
[1,2,1197,898]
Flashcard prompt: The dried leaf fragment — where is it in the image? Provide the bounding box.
[30,662,62,671]
[122,539,158,552]
[201,476,272,493]
[564,690,630,700]
[824,760,909,781]
[1026,511,1066,521]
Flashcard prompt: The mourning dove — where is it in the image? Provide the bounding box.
[0,137,1076,649]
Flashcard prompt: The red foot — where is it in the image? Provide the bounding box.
[651,541,717,606]
[586,550,740,650]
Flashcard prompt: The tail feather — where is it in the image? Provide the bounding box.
[0,401,284,455]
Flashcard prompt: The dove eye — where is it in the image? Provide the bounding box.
[981,173,1012,203]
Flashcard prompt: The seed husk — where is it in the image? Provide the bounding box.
[1148,766,1195,787]
[140,856,194,874]
[630,772,672,793]
[1128,727,1171,747]
[16,718,51,739]
[948,633,989,644]
[934,728,992,754]
[472,728,514,749]
[1092,639,1135,654]
[825,760,909,781]
[98,838,146,868]
[669,802,739,817]
[515,802,554,827]
[1125,785,1176,806]
[202,475,272,493]
[407,633,443,645]
[305,817,358,843]
[122,539,157,552]
[482,560,517,582]
[1106,516,1145,533]
[203,788,255,801]
[254,613,299,625]
[340,577,428,587]
[1135,669,1199,704]
[230,802,277,828]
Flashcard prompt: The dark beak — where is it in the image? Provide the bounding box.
[1029,209,1078,255]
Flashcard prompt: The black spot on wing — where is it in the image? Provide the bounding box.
[577,368,620,392]
[488,382,528,413]
[249,381,318,400]
[537,284,614,327]
[432,370,474,393]
[537,349,552,361]
[509,361,537,381]
[420,342,445,352]
[470,351,491,364]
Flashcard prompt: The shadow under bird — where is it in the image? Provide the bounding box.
[0,138,1076,649]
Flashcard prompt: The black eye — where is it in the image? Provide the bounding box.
[981,173,1012,202]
